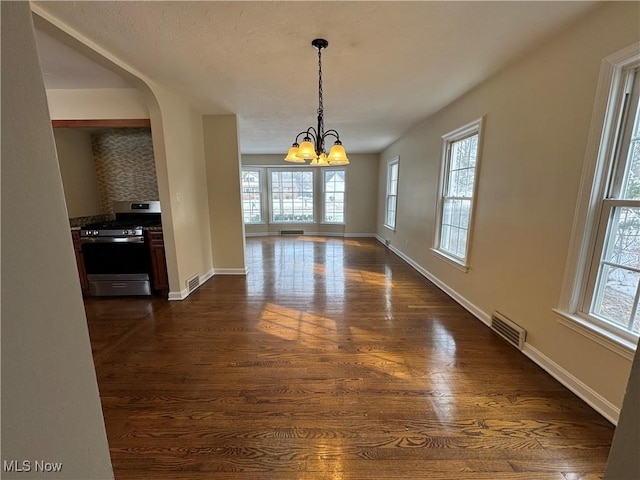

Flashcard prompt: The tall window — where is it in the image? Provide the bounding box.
[384,158,399,230]
[434,118,482,267]
[555,46,640,356]
[584,66,640,338]
[323,169,345,223]
[241,169,262,223]
[270,170,314,223]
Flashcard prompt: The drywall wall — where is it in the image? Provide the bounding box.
[145,82,214,295]
[242,154,378,237]
[1,2,113,478]
[54,128,102,218]
[46,87,148,119]
[376,1,640,418]
[203,115,247,272]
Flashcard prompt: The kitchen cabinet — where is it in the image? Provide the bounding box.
[145,230,169,297]
[71,229,90,295]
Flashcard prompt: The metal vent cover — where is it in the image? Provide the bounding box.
[490,311,526,350]
[280,230,304,235]
[186,274,200,293]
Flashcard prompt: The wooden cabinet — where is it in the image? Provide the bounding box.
[71,230,90,295]
[145,230,169,297]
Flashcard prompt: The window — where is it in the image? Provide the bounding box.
[270,170,314,223]
[241,169,262,223]
[433,118,482,268]
[584,67,640,338]
[323,169,345,223]
[555,45,640,357]
[384,158,399,230]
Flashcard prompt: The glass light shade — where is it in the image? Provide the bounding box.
[328,142,349,165]
[310,153,329,166]
[284,145,305,163]
[296,139,317,160]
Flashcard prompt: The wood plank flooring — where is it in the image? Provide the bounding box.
[84,236,614,479]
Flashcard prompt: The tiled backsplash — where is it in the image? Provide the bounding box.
[92,128,159,215]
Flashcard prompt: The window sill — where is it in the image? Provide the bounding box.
[320,222,346,226]
[268,221,316,225]
[383,224,395,232]
[430,248,469,272]
[552,309,637,360]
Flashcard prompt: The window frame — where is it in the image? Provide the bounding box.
[432,118,483,271]
[322,167,346,224]
[268,168,316,224]
[384,157,399,231]
[554,43,640,359]
[241,168,264,224]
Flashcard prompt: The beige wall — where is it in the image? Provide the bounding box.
[54,128,102,218]
[47,87,148,119]
[243,154,378,237]
[376,1,640,419]
[1,3,113,477]
[203,115,247,272]
[146,83,214,296]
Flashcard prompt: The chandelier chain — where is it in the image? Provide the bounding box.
[317,46,324,147]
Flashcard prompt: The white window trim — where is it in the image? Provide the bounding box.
[555,42,640,359]
[322,167,346,225]
[384,157,399,231]
[432,117,484,271]
[241,168,266,225]
[267,168,316,224]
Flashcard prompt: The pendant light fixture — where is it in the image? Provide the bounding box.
[284,38,349,166]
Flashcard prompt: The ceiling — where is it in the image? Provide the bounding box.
[32,1,599,155]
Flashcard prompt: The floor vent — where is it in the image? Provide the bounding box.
[186,274,200,293]
[280,230,304,235]
[490,311,526,350]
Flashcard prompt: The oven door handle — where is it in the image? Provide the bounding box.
[80,236,145,244]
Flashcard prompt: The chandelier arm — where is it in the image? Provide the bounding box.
[322,130,341,143]
[293,128,317,145]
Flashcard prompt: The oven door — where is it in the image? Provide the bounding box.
[81,237,152,295]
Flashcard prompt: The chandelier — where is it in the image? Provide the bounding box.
[284,38,349,166]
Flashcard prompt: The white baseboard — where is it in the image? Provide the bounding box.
[344,233,377,238]
[385,241,490,325]
[246,232,377,239]
[522,344,619,425]
[380,239,620,425]
[168,268,215,301]
[168,290,186,301]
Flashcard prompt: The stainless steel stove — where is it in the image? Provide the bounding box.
[80,201,161,296]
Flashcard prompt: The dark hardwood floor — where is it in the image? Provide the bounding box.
[84,236,614,479]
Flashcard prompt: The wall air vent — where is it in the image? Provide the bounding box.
[280,230,304,235]
[186,274,200,293]
[490,311,526,350]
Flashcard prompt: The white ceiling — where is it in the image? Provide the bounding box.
[32,1,599,154]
